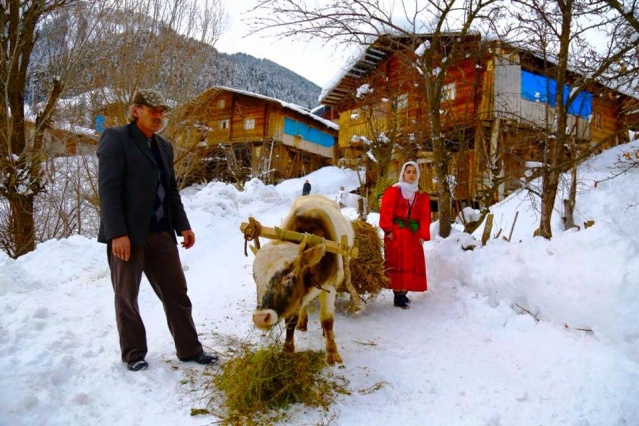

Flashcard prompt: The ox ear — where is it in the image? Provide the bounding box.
[300,243,326,268]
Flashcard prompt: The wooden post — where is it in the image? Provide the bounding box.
[481,213,494,246]
[505,211,519,242]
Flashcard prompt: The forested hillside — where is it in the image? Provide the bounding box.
[210,52,322,109]
[26,10,321,110]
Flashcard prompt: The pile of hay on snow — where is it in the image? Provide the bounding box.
[348,219,388,302]
[204,344,348,424]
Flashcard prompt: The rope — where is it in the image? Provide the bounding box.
[243,217,262,257]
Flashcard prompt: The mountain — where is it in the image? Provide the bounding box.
[215,52,322,109]
[26,8,322,111]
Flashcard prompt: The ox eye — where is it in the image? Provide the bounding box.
[284,272,295,283]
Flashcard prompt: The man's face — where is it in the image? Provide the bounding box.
[133,104,167,137]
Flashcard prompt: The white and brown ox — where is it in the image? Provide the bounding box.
[251,194,363,365]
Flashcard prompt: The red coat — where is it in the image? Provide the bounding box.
[379,186,431,292]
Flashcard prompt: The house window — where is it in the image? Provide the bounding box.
[244,118,255,130]
[593,112,602,129]
[218,99,225,109]
[220,119,229,129]
[442,82,456,101]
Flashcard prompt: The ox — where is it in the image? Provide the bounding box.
[251,194,362,365]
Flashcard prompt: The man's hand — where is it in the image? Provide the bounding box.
[181,230,195,249]
[112,235,131,261]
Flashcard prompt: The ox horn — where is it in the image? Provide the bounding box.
[242,217,262,257]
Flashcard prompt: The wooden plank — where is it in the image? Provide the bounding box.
[240,220,359,259]
[481,213,494,246]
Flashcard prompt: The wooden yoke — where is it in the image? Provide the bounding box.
[240,218,359,259]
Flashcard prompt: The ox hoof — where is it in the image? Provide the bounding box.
[296,316,308,331]
[350,303,366,314]
[326,352,343,366]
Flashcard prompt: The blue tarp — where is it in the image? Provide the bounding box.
[96,115,106,132]
[521,70,592,118]
[284,118,334,147]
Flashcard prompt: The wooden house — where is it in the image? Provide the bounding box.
[320,34,639,208]
[172,86,338,184]
[24,91,107,157]
[24,120,98,158]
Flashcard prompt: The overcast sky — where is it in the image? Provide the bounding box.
[215,0,347,88]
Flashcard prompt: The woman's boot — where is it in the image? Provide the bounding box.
[393,291,410,309]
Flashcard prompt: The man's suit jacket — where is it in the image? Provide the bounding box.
[97,122,191,247]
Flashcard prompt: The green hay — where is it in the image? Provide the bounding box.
[206,344,349,425]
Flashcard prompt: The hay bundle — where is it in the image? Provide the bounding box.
[348,220,388,301]
[208,345,348,424]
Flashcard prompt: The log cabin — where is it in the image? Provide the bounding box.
[320,34,639,210]
[172,86,338,184]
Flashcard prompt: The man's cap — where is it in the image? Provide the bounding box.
[132,89,170,110]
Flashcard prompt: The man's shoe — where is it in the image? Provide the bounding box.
[127,359,148,371]
[179,351,218,365]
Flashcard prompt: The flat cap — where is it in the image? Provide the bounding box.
[132,89,170,110]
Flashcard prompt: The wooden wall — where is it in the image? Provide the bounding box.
[174,88,336,182]
[590,92,628,150]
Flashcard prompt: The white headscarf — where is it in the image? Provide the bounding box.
[393,161,420,201]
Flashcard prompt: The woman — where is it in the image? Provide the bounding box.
[379,161,431,309]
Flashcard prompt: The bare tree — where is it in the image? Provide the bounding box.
[0,0,224,258]
[1,0,113,258]
[506,0,639,238]
[249,0,506,237]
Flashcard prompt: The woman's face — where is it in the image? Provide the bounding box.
[403,165,418,184]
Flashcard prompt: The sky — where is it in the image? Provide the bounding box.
[215,0,347,88]
[1,139,638,425]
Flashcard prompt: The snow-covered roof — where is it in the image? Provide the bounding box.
[319,41,383,106]
[21,103,99,141]
[199,86,338,131]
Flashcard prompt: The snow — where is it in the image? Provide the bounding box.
[1,141,639,425]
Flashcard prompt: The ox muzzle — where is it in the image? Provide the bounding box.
[252,309,279,330]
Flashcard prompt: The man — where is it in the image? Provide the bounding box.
[97,89,217,371]
[302,179,311,196]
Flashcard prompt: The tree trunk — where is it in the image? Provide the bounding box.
[539,154,560,239]
[432,128,452,237]
[563,164,578,230]
[8,194,36,258]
